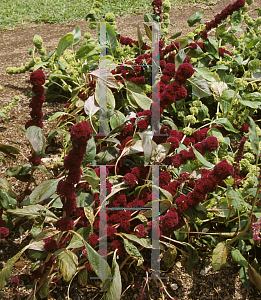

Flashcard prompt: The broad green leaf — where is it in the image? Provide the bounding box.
[0,112,8,122]
[72,25,81,48]
[118,233,152,249]
[248,263,261,291]
[187,11,204,27]
[0,144,20,160]
[169,31,182,40]
[142,199,171,218]
[192,147,214,169]
[162,247,177,269]
[188,77,212,98]
[73,231,112,283]
[137,23,143,51]
[25,126,46,158]
[7,204,58,223]
[143,23,152,41]
[142,135,152,165]
[230,11,242,30]
[56,33,74,59]
[239,100,261,109]
[186,45,204,58]
[110,111,125,130]
[231,249,248,268]
[194,67,214,82]
[82,167,100,188]
[123,239,144,266]
[0,242,38,289]
[249,117,260,157]
[96,146,119,165]
[95,80,115,110]
[48,111,67,121]
[242,92,261,100]
[0,189,17,210]
[212,241,227,271]
[39,279,49,298]
[125,80,151,110]
[215,24,226,39]
[21,178,60,206]
[204,38,219,59]
[78,269,88,287]
[176,38,188,49]
[104,251,122,300]
[175,49,186,69]
[68,227,91,249]
[184,243,199,275]
[75,42,97,60]
[33,61,49,71]
[83,137,96,165]
[106,22,118,53]
[214,118,239,133]
[58,250,78,282]
[246,37,259,49]
[5,163,32,181]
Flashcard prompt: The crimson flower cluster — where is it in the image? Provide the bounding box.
[152,0,162,20]
[111,64,146,85]
[199,0,246,40]
[219,47,232,57]
[25,70,46,166]
[117,36,151,51]
[160,159,234,235]
[56,121,92,214]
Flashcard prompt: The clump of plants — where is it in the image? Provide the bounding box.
[1,0,261,299]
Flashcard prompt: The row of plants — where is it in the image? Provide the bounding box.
[1,0,261,299]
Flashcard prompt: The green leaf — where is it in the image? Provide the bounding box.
[72,25,81,48]
[56,33,74,59]
[7,204,58,223]
[176,38,188,49]
[0,242,38,289]
[0,144,20,160]
[78,269,88,287]
[110,111,125,130]
[123,239,144,266]
[6,163,32,181]
[184,243,199,275]
[249,117,260,157]
[204,38,219,59]
[194,67,214,82]
[143,23,152,41]
[0,112,8,122]
[137,23,143,51]
[106,22,117,53]
[214,118,239,133]
[239,100,261,109]
[242,92,261,100]
[33,61,49,71]
[25,126,46,158]
[58,250,78,282]
[142,135,152,165]
[169,31,182,40]
[96,146,119,165]
[246,37,259,48]
[21,178,60,206]
[0,189,17,210]
[39,279,49,298]
[212,241,227,271]
[104,251,122,300]
[248,263,261,291]
[75,42,97,60]
[95,80,115,110]
[48,111,67,121]
[162,247,177,269]
[83,137,96,166]
[82,167,100,188]
[68,227,91,249]
[230,11,242,30]
[187,11,204,27]
[192,147,214,169]
[175,49,186,69]
[125,80,151,110]
[231,249,248,268]
[188,77,212,98]
[118,233,152,249]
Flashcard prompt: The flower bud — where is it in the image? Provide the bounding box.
[33,35,43,49]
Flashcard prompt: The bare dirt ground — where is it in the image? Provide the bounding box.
[1,0,261,299]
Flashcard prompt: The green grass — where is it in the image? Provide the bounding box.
[0,0,219,31]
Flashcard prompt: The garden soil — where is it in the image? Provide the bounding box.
[1,0,261,299]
